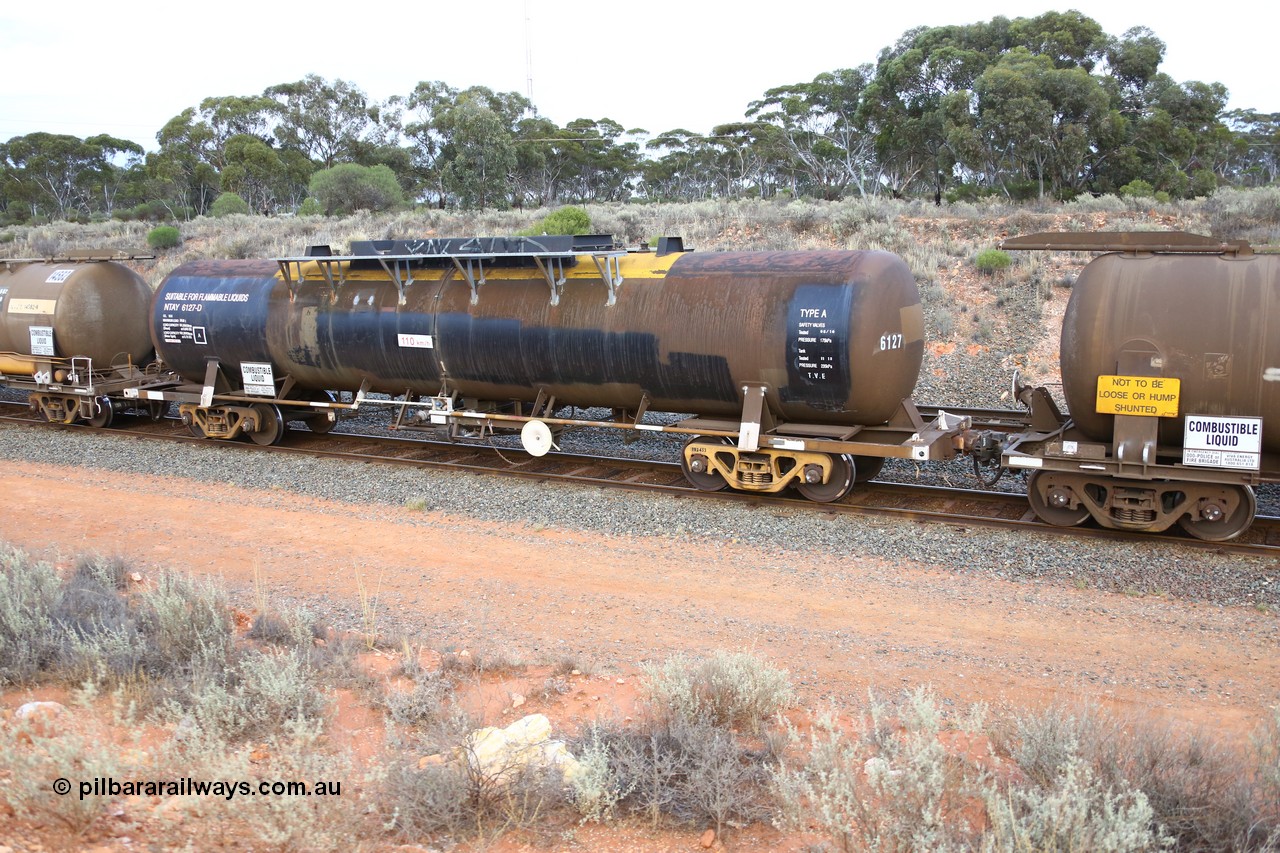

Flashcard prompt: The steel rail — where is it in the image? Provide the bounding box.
[1,403,1277,559]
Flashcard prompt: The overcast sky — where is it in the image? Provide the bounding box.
[1,0,1274,153]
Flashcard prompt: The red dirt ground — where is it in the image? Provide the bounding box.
[1,460,1278,850]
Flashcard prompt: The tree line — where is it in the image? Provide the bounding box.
[3,11,1277,224]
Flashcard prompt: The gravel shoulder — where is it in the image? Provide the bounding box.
[1,422,1277,737]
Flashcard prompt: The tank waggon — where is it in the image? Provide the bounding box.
[149,236,968,499]
[1061,249,1280,452]
[0,253,163,426]
[996,231,1280,541]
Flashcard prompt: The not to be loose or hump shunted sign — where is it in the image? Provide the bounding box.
[1183,414,1262,470]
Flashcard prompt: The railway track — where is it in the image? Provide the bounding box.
[3,401,1279,559]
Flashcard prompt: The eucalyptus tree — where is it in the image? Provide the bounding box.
[554,118,642,202]
[952,48,1112,199]
[748,66,878,198]
[510,114,567,208]
[0,132,143,221]
[265,75,381,169]
[1226,110,1280,186]
[218,134,283,213]
[437,94,518,210]
[642,130,709,201]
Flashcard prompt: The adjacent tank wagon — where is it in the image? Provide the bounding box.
[0,252,159,426]
[999,231,1279,541]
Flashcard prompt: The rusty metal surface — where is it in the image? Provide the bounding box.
[0,261,153,374]
[1061,251,1280,453]
[1002,231,1252,254]
[153,248,924,427]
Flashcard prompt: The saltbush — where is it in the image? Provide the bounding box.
[640,650,793,732]
[0,545,61,684]
[575,715,771,833]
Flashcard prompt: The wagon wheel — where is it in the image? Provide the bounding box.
[680,435,729,492]
[248,404,286,447]
[796,454,856,503]
[852,455,885,484]
[86,397,114,429]
[306,413,336,434]
[1178,484,1256,542]
[305,391,338,434]
[1026,471,1090,527]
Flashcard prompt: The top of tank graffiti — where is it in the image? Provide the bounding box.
[283,235,638,272]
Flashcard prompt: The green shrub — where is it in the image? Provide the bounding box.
[209,192,251,217]
[308,164,404,216]
[520,205,591,236]
[975,248,1012,275]
[146,225,181,249]
[1118,179,1156,199]
[297,196,323,216]
[117,201,173,222]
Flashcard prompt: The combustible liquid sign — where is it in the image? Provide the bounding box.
[1095,375,1180,417]
[1183,414,1262,470]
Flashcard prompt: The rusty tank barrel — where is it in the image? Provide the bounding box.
[0,260,154,376]
[152,243,924,425]
[1061,249,1280,453]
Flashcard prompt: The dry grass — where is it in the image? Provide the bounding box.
[3,542,1279,848]
[0,191,1255,293]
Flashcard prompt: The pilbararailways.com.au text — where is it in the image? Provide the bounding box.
[55,776,343,801]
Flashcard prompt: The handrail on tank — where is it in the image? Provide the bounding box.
[1,249,155,268]
[1000,231,1253,255]
[274,245,629,306]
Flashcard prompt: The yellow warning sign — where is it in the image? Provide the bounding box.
[1095,375,1180,417]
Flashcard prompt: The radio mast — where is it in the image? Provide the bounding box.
[524,0,535,105]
